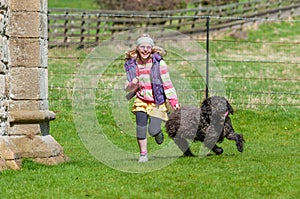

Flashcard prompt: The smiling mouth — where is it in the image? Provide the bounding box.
[141,50,150,54]
[140,51,151,58]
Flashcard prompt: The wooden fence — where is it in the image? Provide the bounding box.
[48,0,300,47]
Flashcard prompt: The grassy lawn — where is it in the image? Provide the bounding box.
[48,0,98,9]
[0,2,299,198]
[0,108,299,198]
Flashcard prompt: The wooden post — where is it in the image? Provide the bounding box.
[63,11,69,43]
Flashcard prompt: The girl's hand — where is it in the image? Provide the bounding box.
[174,104,180,110]
[125,77,139,91]
[132,77,139,84]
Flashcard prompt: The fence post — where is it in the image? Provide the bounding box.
[205,16,210,99]
[80,12,86,45]
[95,14,101,43]
[63,11,69,43]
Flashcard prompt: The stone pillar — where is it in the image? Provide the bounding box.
[0,0,69,170]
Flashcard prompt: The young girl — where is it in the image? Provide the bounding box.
[124,34,180,162]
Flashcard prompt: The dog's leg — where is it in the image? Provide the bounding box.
[172,137,195,157]
[226,132,244,152]
[212,145,223,155]
[200,105,228,156]
[223,116,245,152]
[202,120,223,150]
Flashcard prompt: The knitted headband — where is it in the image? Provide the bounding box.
[136,36,155,46]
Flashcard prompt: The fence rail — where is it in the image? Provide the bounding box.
[48,35,300,109]
[48,0,300,47]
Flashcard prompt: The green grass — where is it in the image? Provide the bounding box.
[1,109,299,198]
[1,12,300,199]
[48,0,98,9]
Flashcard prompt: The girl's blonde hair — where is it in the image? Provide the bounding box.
[125,34,167,59]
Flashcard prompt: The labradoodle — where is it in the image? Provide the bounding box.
[165,96,244,156]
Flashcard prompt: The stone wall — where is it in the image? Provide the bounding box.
[0,0,68,170]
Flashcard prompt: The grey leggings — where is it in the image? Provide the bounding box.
[136,111,162,140]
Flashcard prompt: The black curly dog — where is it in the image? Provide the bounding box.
[165,96,244,156]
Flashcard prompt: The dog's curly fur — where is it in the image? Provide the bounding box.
[165,96,244,156]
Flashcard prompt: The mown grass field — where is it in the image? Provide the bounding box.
[0,2,299,199]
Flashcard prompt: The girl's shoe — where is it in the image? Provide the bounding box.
[138,155,148,162]
[155,132,164,145]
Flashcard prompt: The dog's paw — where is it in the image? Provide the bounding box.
[212,145,223,155]
[183,149,196,157]
[236,134,244,152]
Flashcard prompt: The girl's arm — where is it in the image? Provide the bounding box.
[160,60,180,109]
[124,58,139,100]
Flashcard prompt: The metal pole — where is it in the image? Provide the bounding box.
[205,17,210,99]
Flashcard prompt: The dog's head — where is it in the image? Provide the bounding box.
[200,96,235,139]
[201,96,233,117]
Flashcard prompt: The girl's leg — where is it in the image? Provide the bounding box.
[137,139,148,162]
[136,111,148,160]
[148,116,164,144]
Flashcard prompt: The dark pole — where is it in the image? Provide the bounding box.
[205,17,210,99]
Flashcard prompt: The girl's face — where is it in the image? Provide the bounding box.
[137,43,153,63]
